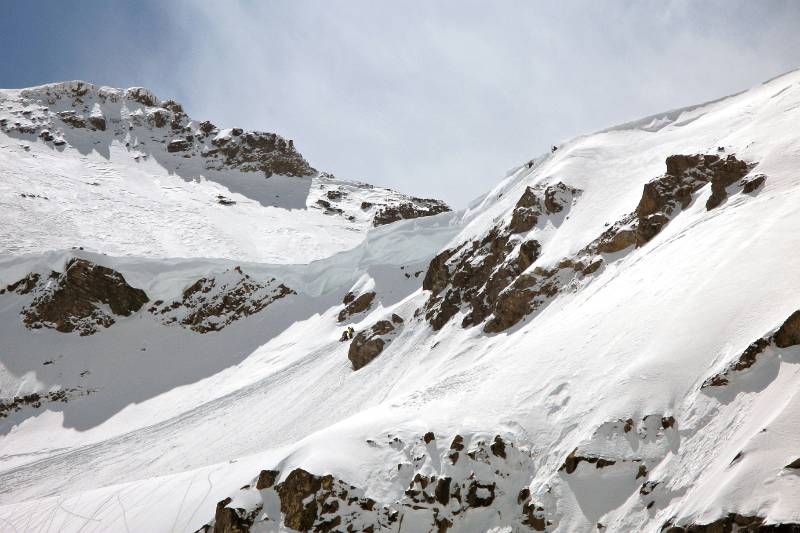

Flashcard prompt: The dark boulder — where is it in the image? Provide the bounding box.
[168,138,192,152]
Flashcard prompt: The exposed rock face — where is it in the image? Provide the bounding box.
[508,182,580,234]
[703,310,800,387]
[148,267,294,333]
[88,114,106,131]
[20,259,148,335]
[560,448,616,474]
[592,154,760,255]
[0,388,93,419]
[742,174,767,194]
[13,81,316,180]
[125,87,159,107]
[635,154,754,246]
[348,314,404,370]
[422,226,542,331]
[337,291,375,322]
[662,513,800,532]
[421,155,762,334]
[1,272,41,295]
[204,130,315,178]
[596,215,638,253]
[57,110,87,129]
[372,198,451,226]
[167,138,192,152]
[420,182,582,333]
[202,432,541,532]
[773,310,800,348]
[209,497,258,533]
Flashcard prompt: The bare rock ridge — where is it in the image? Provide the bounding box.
[3,81,315,178]
[14,258,148,336]
[338,290,376,322]
[421,181,582,333]
[661,514,800,532]
[0,388,93,419]
[311,173,452,227]
[3,261,294,335]
[148,266,295,333]
[372,197,451,226]
[421,153,763,334]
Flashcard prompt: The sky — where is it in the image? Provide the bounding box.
[2,1,800,207]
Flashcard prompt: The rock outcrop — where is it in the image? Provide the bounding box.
[422,227,542,331]
[372,198,451,226]
[19,259,148,335]
[703,310,800,387]
[200,432,542,532]
[0,388,93,419]
[348,314,404,370]
[421,155,762,334]
[508,182,579,234]
[634,154,755,246]
[337,291,375,322]
[148,267,294,333]
[662,513,800,532]
[420,182,583,333]
[10,81,315,179]
[204,129,314,178]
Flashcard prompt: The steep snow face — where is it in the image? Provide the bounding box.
[0,81,450,263]
[1,70,800,533]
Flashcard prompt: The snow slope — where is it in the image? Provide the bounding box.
[1,71,800,532]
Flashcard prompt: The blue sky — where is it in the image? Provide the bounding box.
[2,1,800,206]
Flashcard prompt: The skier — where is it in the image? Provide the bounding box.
[551,145,558,153]
[341,326,355,341]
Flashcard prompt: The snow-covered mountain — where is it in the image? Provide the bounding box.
[0,69,799,532]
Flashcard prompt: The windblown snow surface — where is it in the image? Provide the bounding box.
[0,70,799,532]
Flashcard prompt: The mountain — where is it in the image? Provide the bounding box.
[0,70,799,532]
[0,81,449,263]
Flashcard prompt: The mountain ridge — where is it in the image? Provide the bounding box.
[1,70,800,531]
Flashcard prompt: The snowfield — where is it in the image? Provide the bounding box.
[0,71,799,532]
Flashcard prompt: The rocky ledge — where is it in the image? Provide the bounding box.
[421,182,580,332]
[199,432,542,532]
[8,259,148,336]
[421,153,764,334]
[148,267,294,333]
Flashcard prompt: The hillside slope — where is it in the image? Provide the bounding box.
[0,71,800,532]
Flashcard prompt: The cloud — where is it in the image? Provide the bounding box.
[148,1,800,206]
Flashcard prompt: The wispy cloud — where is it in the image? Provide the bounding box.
[9,1,797,206]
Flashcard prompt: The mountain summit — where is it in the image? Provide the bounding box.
[1,71,800,532]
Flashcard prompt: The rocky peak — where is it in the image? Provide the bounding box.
[2,81,315,179]
[372,197,451,226]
